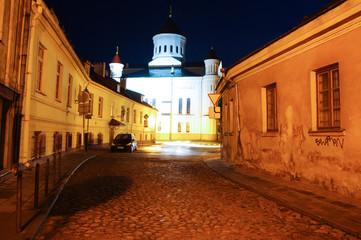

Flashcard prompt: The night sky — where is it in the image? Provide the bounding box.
[44,0,333,68]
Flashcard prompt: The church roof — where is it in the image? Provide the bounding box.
[156,16,184,36]
[123,66,204,78]
[205,47,219,60]
[111,54,122,64]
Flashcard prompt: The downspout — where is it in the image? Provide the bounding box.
[12,0,33,170]
[20,1,42,167]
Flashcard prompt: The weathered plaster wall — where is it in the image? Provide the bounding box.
[221,2,361,199]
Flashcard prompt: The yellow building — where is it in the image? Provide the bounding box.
[18,0,157,167]
[218,0,361,200]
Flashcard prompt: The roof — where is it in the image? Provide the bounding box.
[226,0,346,73]
[89,70,153,108]
[156,16,184,36]
[123,66,204,78]
[205,47,219,60]
[111,54,122,64]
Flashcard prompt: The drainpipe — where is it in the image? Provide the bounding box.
[12,0,33,170]
[20,1,42,167]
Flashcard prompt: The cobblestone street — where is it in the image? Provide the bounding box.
[35,151,355,240]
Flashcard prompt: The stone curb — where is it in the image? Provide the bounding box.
[31,155,96,240]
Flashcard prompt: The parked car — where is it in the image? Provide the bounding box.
[110,134,138,152]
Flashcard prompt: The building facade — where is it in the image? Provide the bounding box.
[12,0,157,169]
[0,0,31,173]
[110,15,222,141]
[218,0,361,199]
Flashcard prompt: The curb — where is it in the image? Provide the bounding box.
[31,155,96,240]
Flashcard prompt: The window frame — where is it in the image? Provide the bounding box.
[55,61,63,101]
[178,98,182,114]
[186,98,191,114]
[36,42,47,93]
[98,97,103,117]
[265,83,278,132]
[67,74,73,107]
[316,64,341,130]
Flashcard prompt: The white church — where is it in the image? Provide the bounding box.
[109,13,222,141]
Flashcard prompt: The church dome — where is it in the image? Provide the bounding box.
[111,53,122,64]
[205,47,219,60]
[156,16,184,36]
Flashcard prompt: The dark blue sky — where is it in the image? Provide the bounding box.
[44,0,332,67]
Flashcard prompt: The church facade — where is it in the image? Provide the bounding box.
[110,15,222,141]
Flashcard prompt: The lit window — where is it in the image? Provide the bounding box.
[67,75,73,107]
[266,84,277,132]
[98,97,103,117]
[317,65,340,129]
[186,98,191,114]
[36,43,46,92]
[126,107,130,122]
[186,122,190,133]
[55,61,63,100]
[179,98,182,114]
[178,122,182,132]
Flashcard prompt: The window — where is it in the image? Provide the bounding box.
[140,111,143,124]
[133,110,137,123]
[87,93,94,116]
[186,122,190,133]
[76,132,82,149]
[159,46,161,53]
[53,132,62,153]
[98,97,103,117]
[152,98,156,108]
[55,61,63,100]
[66,132,72,150]
[120,105,124,121]
[164,45,167,52]
[36,43,46,92]
[88,132,94,144]
[178,98,182,114]
[229,100,234,133]
[317,66,340,129]
[186,98,191,114]
[178,122,182,132]
[67,75,73,107]
[126,107,130,122]
[176,46,179,53]
[97,133,103,144]
[170,45,173,52]
[32,131,46,159]
[266,84,277,132]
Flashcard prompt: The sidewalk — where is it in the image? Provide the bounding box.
[205,159,361,238]
[0,150,97,240]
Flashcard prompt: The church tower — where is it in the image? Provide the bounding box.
[204,47,221,76]
[148,8,186,67]
[109,46,124,82]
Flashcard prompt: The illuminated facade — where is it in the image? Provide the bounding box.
[12,0,157,168]
[110,15,222,141]
[218,0,361,199]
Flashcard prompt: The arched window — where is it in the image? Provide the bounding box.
[179,98,182,114]
[178,122,182,132]
[187,98,191,114]
[186,122,190,133]
[176,46,179,53]
[170,45,173,52]
[164,45,167,52]
[159,46,161,53]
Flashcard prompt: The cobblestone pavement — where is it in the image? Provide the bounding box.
[35,152,357,240]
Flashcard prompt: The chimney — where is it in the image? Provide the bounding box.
[94,62,106,77]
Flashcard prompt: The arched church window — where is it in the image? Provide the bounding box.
[164,45,167,52]
[187,98,191,114]
[176,46,179,53]
[159,46,161,53]
[170,45,173,52]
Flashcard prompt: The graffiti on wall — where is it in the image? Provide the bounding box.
[315,136,344,149]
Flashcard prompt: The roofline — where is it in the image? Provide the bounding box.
[225,0,346,74]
